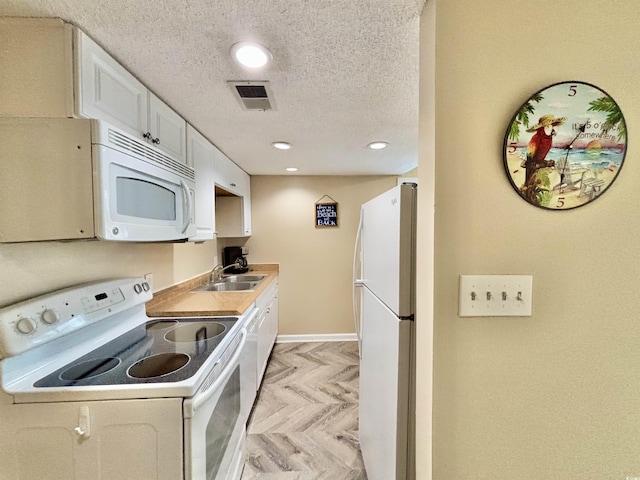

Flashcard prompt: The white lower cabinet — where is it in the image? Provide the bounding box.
[255,279,279,389]
[0,398,184,480]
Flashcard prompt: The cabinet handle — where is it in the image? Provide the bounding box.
[142,132,152,140]
[230,183,236,187]
[74,405,91,439]
[152,137,160,145]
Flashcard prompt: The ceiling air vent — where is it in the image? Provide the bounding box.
[227,81,276,111]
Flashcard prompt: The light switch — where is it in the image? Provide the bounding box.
[459,275,532,317]
[144,273,154,292]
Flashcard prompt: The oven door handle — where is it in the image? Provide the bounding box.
[188,327,248,414]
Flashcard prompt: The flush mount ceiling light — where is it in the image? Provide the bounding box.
[367,141,389,150]
[272,142,291,150]
[285,167,298,172]
[230,42,272,68]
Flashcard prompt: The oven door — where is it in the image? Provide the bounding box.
[183,328,247,480]
[93,143,195,242]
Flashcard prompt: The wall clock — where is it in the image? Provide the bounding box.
[503,81,627,210]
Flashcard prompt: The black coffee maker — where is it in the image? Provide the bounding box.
[223,246,249,273]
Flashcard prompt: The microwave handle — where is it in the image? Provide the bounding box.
[180,180,192,234]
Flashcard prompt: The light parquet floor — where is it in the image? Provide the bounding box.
[241,341,368,480]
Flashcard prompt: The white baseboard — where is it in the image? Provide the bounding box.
[276,333,357,343]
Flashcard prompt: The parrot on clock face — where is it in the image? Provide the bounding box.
[524,114,566,186]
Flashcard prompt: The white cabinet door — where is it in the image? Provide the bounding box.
[266,289,278,353]
[76,29,148,137]
[4,19,187,164]
[0,398,184,480]
[241,173,252,236]
[255,281,278,388]
[256,309,269,387]
[214,152,245,196]
[149,93,187,163]
[187,125,216,241]
[77,30,186,164]
[214,152,252,237]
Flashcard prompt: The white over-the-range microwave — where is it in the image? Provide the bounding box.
[0,118,195,243]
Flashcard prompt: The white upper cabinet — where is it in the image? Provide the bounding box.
[214,152,252,237]
[241,173,252,236]
[214,151,247,197]
[75,29,148,138]
[0,18,186,164]
[148,92,187,162]
[76,31,187,163]
[187,124,216,242]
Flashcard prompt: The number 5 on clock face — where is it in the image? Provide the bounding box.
[503,80,627,210]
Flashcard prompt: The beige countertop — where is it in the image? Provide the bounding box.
[145,264,279,317]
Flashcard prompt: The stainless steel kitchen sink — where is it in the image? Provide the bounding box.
[192,282,258,292]
[219,275,267,283]
[190,273,268,293]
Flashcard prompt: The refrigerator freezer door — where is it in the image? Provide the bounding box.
[359,287,412,480]
[361,183,416,317]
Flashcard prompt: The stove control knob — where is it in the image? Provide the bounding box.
[142,282,150,291]
[16,317,36,335]
[41,309,59,325]
[134,284,142,294]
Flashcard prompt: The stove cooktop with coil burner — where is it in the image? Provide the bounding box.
[34,317,238,388]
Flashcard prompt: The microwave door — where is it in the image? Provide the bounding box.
[93,145,194,241]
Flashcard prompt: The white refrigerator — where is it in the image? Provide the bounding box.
[353,183,416,480]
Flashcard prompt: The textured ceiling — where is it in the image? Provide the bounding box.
[1,0,425,175]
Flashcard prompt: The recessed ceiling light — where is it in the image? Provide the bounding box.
[285,167,298,172]
[230,42,272,68]
[272,142,292,150]
[367,141,389,150]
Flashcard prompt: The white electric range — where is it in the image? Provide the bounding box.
[0,277,255,480]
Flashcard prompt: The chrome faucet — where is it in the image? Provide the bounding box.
[210,260,242,282]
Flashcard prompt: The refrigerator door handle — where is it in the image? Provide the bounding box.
[353,208,364,357]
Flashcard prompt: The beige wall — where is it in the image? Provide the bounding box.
[246,175,397,336]
[0,240,217,306]
[420,1,640,478]
[416,1,435,478]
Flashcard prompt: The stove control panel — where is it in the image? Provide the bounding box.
[0,278,152,359]
[80,287,125,314]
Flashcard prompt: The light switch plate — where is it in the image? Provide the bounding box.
[459,275,533,317]
[144,273,153,292]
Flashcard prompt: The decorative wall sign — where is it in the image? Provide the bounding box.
[315,195,338,228]
[503,81,627,210]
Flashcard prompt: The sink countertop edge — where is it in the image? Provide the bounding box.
[145,264,279,317]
